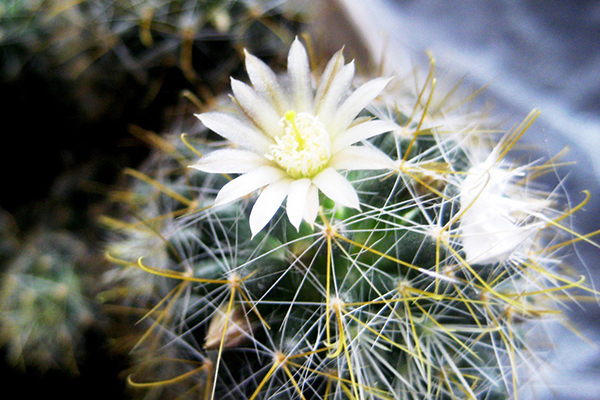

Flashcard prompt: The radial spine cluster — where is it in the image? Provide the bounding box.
[100,38,597,400]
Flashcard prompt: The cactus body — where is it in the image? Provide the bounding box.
[0,230,96,373]
[102,39,596,400]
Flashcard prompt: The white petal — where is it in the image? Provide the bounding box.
[460,210,537,264]
[286,178,312,231]
[190,148,269,174]
[196,112,271,153]
[249,179,291,237]
[287,38,313,113]
[230,78,283,137]
[314,48,345,106]
[315,62,355,126]
[332,119,399,152]
[213,166,286,207]
[329,77,392,135]
[329,146,395,171]
[244,50,289,114]
[312,168,360,210]
[303,184,320,227]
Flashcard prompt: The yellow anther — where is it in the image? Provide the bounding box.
[267,111,331,178]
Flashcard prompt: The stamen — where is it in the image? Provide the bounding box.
[266,111,331,179]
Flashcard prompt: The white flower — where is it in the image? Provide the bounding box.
[191,38,397,236]
[459,151,548,264]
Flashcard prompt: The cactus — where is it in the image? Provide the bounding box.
[0,4,311,398]
[0,0,305,119]
[0,0,307,230]
[0,230,97,373]
[102,38,597,399]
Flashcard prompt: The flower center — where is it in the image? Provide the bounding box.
[266,110,331,179]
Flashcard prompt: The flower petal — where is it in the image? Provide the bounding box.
[303,184,320,227]
[460,209,537,264]
[244,50,289,114]
[190,148,269,174]
[213,166,286,207]
[196,112,272,153]
[249,179,291,237]
[230,78,283,137]
[286,178,312,231]
[332,119,399,152]
[314,48,345,106]
[288,38,313,113]
[329,146,395,171]
[312,168,359,210]
[315,62,355,126]
[329,77,392,135]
